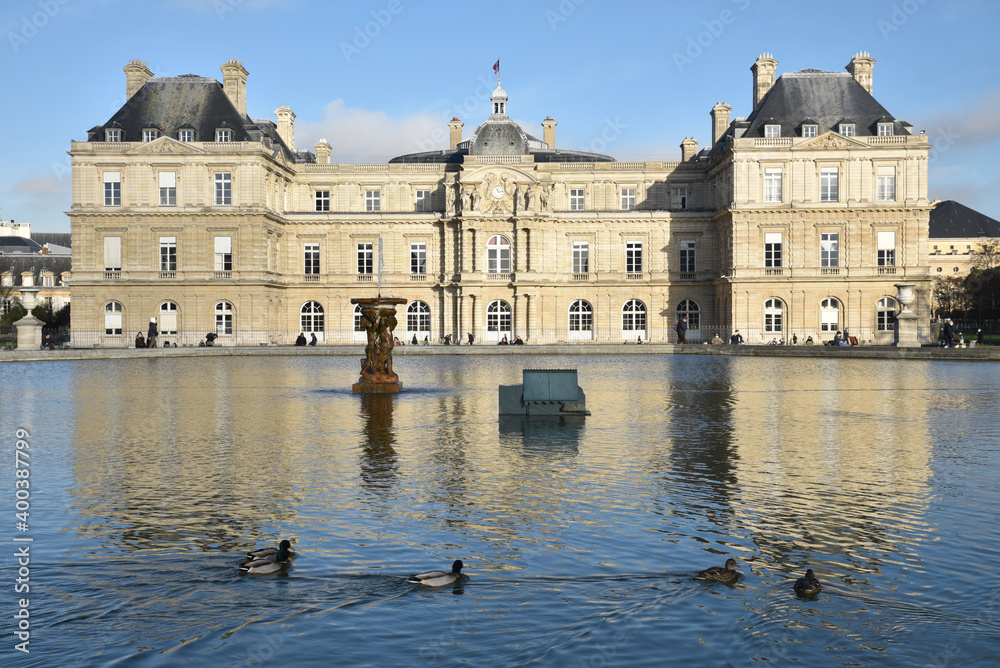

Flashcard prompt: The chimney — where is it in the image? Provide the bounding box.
[750,52,778,108]
[448,117,464,150]
[846,51,875,94]
[710,102,732,145]
[220,59,249,117]
[315,138,331,164]
[680,137,699,162]
[541,116,557,148]
[124,59,153,100]
[275,106,296,151]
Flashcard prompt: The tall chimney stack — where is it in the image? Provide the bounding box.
[541,116,557,148]
[124,59,153,100]
[220,59,249,117]
[448,117,464,150]
[680,137,699,162]
[275,106,296,151]
[750,52,778,108]
[710,102,732,145]
[846,51,876,94]
[315,139,331,164]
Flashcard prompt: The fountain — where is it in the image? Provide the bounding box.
[350,297,407,394]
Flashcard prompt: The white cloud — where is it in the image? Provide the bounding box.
[296,99,446,163]
[916,87,1000,148]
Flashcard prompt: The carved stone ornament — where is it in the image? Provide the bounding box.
[127,137,204,155]
[478,172,516,216]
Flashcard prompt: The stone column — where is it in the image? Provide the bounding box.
[893,283,920,347]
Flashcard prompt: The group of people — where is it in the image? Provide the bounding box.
[295,333,318,346]
[939,320,983,348]
[496,336,524,345]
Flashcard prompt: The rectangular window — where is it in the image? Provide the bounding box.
[839,124,855,137]
[159,236,177,271]
[764,232,782,268]
[214,236,232,271]
[178,129,194,142]
[877,231,896,267]
[680,240,696,273]
[365,189,381,212]
[158,171,176,206]
[143,129,158,142]
[104,236,122,271]
[802,125,818,138]
[357,242,374,274]
[572,241,589,274]
[216,129,232,142]
[820,167,839,202]
[214,172,231,206]
[415,189,432,212]
[625,241,642,273]
[569,188,585,211]
[410,242,426,275]
[671,187,688,210]
[315,190,330,212]
[877,123,894,136]
[764,124,781,138]
[764,168,782,203]
[106,128,121,142]
[304,242,320,275]
[877,166,896,201]
[620,188,636,210]
[821,233,839,267]
[103,171,121,206]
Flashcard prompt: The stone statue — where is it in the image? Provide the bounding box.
[540,185,551,211]
[461,187,471,213]
[351,297,407,392]
[470,187,479,211]
[446,184,455,214]
[524,184,536,212]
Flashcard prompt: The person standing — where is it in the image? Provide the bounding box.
[676,316,688,344]
[468,332,475,345]
[147,317,158,348]
[977,328,984,346]
[942,319,955,347]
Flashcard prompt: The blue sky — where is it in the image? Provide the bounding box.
[2,0,998,232]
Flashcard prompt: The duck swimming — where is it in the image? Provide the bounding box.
[695,558,740,584]
[793,568,822,596]
[239,541,292,574]
[407,559,464,587]
[245,539,293,560]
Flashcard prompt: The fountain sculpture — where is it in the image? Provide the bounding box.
[351,297,407,394]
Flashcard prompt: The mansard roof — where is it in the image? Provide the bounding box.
[86,75,299,161]
[744,70,907,139]
[929,200,1000,239]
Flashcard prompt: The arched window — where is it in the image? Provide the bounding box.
[820,298,840,332]
[215,301,233,335]
[877,297,898,331]
[301,301,324,333]
[104,301,123,335]
[353,304,364,332]
[159,301,178,335]
[487,235,511,274]
[622,299,646,331]
[406,301,431,332]
[487,300,512,333]
[568,300,593,335]
[676,299,700,329]
[764,298,783,333]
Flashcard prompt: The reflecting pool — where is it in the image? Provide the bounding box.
[2,354,999,666]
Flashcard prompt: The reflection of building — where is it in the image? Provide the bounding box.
[70,53,935,346]
[0,219,72,318]
[927,200,1000,277]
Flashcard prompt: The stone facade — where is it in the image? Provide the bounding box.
[69,54,933,346]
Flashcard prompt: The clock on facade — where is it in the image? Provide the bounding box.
[492,185,505,199]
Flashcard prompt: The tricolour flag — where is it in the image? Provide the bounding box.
[493,59,500,76]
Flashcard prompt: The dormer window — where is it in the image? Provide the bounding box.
[178,129,194,142]
[142,129,159,142]
[106,128,121,142]
[802,124,818,138]
[839,124,855,137]
[216,129,232,142]
[877,123,894,136]
[764,124,781,138]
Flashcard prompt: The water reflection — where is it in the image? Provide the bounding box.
[498,415,583,456]
[358,393,397,492]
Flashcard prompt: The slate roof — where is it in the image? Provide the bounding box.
[86,75,299,162]
[0,236,43,254]
[929,200,1000,238]
[1,256,72,281]
[31,232,72,249]
[735,70,908,142]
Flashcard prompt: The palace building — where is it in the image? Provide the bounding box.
[69,53,933,346]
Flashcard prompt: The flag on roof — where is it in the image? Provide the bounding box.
[493,59,500,76]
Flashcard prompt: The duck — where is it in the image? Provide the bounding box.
[407,559,464,587]
[245,539,294,560]
[793,568,822,596]
[695,558,740,584]
[239,541,292,574]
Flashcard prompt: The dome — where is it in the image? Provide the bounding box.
[491,83,508,104]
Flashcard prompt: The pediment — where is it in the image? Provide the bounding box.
[127,136,205,155]
[795,131,869,150]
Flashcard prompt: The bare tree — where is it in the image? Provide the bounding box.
[972,238,1000,271]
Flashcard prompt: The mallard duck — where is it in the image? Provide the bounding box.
[793,568,822,596]
[239,541,292,574]
[245,539,293,560]
[695,558,740,584]
[407,559,464,587]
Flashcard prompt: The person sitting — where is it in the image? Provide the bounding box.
[711,333,724,344]
[295,332,307,346]
[411,334,418,345]
[498,336,509,345]
[513,336,524,345]
[309,333,318,346]
[135,332,146,349]
[41,334,55,350]
[206,332,218,346]
[729,330,743,345]
[805,336,815,346]
[423,336,429,346]
[636,336,643,344]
